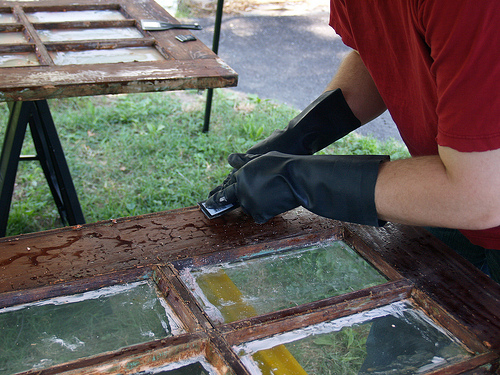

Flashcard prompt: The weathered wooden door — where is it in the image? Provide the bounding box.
[1,206,499,374]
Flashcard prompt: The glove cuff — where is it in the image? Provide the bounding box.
[248,89,361,155]
[291,154,389,227]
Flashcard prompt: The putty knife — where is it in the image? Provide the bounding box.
[198,200,238,219]
[140,20,202,31]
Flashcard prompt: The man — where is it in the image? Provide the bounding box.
[206,0,500,282]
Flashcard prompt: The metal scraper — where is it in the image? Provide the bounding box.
[140,20,202,31]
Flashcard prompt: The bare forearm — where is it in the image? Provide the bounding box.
[325,50,387,125]
[375,147,500,230]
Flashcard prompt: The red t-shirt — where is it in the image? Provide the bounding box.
[330,0,500,248]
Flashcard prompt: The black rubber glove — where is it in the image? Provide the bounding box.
[246,88,361,155]
[205,151,389,226]
[209,89,361,197]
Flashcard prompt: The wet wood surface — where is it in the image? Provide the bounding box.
[0,207,341,293]
[344,222,500,353]
[0,0,237,101]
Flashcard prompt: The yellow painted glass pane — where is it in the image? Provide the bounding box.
[235,301,472,375]
[182,242,387,323]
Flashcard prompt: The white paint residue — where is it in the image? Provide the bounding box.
[113,67,178,78]
[156,287,185,336]
[26,70,108,84]
[179,268,225,324]
[215,57,238,74]
[139,356,219,375]
[416,356,447,373]
[44,335,85,351]
[0,281,149,314]
[240,355,264,375]
[234,301,411,356]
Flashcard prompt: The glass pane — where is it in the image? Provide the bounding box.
[0,14,16,24]
[235,301,472,375]
[0,52,39,67]
[0,32,27,44]
[50,47,165,65]
[38,27,144,42]
[27,10,126,23]
[132,358,216,375]
[181,242,387,323]
[0,281,183,374]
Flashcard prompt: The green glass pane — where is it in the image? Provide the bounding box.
[236,301,472,375]
[0,281,181,374]
[182,242,387,323]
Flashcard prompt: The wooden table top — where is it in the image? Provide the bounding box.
[0,0,237,101]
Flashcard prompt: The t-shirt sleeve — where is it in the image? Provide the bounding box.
[329,0,357,50]
[423,0,500,152]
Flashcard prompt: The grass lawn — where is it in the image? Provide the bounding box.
[1,89,409,237]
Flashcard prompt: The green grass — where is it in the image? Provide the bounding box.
[1,89,409,237]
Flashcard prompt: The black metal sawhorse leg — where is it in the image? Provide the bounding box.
[0,100,85,237]
[202,0,225,132]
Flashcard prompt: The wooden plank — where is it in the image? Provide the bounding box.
[32,20,138,30]
[43,38,159,52]
[0,266,150,308]
[17,2,122,12]
[22,332,209,375]
[12,4,53,65]
[171,227,343,270]
[411,288,488,354]
[344,226,404,281]
[221,279,413,346]
[0,208,339,293]
[0,58,236,101]
[424,352,499,375]
[153,265,209,333]
[344,222,500,353]
[0,0,237,101]
[206,330,252,375]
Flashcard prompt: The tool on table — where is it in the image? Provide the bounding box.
[175,34,197,42]
[140,20,202,31]
[199,200,238,219]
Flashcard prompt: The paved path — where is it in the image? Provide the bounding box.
[193,11,402,141]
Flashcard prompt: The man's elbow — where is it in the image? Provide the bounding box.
[466,202,500,230]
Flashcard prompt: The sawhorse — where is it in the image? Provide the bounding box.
[0,100,85,237]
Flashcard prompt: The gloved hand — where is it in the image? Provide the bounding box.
[209,89,361,196]
[246,88,361,155]
[205,151,389,226]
